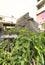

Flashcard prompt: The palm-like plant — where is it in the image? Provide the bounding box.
[0,27,45,65]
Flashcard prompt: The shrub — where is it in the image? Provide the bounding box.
[0,27,45,65]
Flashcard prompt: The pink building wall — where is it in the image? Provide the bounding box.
[37,11,45,23]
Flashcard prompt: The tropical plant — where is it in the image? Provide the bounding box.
[0,26,45,65]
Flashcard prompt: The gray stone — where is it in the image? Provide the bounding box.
[16,12,39,32]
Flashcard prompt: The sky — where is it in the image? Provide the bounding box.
[0,0,37,21]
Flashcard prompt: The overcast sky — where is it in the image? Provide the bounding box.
[0,0,37,20]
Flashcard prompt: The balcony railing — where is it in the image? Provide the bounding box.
[37,6,45,14]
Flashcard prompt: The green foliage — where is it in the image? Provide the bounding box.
[0,26,45,65]
[3,25,21,34]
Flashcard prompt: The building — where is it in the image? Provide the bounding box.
[0,15,16,34]
[0,15,17,41]
[0,15,16,26]
[0,15,16,35]
[36,0,45,31]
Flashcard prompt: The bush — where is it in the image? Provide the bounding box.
[0,27,45,65]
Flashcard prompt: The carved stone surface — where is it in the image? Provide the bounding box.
[16,12,39,32]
